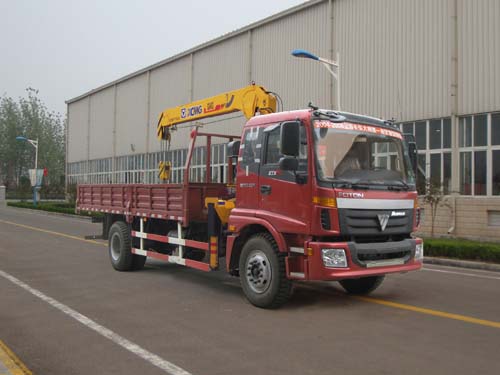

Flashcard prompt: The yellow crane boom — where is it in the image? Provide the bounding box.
[156,84,276,181]
[156,84,277,140]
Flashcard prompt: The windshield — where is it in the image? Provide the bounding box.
[313,120,415,188]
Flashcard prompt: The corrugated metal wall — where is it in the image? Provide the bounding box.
[89,87,114,160]
[252,1,330,111]
[149,56,192,152]
[193,34,250,99]
[333,0,452,121]
[115,73,149,156]
[458,0,500,115]
[67,97,89,163]
[67,0,500,172]
[187,33,252,147]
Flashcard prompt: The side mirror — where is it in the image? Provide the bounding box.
[279,156,299,171]
[403,134,417,176]
[227,140,241,158]
[280,121,300,157]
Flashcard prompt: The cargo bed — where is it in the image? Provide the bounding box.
[76,183,228,225]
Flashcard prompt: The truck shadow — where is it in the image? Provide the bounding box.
[140,261,400,310]
[142,262,243,298]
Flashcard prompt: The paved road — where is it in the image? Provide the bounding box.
[1,207,499,375]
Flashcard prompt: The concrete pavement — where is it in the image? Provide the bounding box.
[1,207,499,375]
[0,339,31,375]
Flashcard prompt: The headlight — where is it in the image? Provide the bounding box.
[322,248,348,268]
[415,243,424,261]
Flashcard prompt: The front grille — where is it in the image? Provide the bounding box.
[320,209,331,230]
[348,239,415,267]
[338,208,413,237]
[357,250,410,262]
[353,236,390,243]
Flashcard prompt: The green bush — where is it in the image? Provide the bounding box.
[6,184,66,200]
[424,238,500,263]
[7,201,102,218]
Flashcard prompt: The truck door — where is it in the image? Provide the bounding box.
[258,123,310,234]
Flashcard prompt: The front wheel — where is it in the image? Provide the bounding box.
[339,276,385,295]
[239,233,292,308]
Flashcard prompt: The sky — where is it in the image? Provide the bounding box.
[0,0,306,116]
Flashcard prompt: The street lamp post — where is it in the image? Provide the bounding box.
[291,49,341,111]
[16,136,39,206]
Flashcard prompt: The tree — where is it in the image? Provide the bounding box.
[422,179,451,237]
[0,88,65,193]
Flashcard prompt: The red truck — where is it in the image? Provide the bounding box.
[77,86,423,308]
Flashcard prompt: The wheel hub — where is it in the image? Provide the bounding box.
[110,233,121,261]
[245,250,272,294]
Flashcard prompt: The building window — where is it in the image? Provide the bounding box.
[474,151,487,195]
[401,117,451,193]
[402,123,414,136]
[429,120,441,149]
[430,153,441,184]
[443,118,451,148]
[443,152,452,194]
[474,114,487,147]
[459,116,472,147]
[460,152,472,195]
[493,150,500,195]
[415,121,426,150]
[458,114,497,196]
[492,113,500,146]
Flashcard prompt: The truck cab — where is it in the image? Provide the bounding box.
[227,109,422,304]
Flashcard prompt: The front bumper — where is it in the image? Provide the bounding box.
[287,238,423,281]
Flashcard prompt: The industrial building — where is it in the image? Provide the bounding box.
[66,0,500,240]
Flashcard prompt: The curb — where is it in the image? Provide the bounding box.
[424,257,500,273]
[0,339,32,375]
[4,205,92,222]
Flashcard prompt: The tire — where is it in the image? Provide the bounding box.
[339,276,385,295]
[239,233,292,308]
[108,221,145,271]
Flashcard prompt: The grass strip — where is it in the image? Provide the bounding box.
[7,201,102,218]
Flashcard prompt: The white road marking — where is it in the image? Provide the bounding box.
[422,267,500,281]
[0,270,192,375]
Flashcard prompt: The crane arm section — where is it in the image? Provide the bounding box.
[157,84,276,140]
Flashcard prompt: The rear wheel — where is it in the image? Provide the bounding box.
[239,233,292,308]
[339,276,385,295]
[109,221,145,271]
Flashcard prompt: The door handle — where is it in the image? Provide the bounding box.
[260,185,272,195]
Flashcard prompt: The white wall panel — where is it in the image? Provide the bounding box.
[67,98,89,163]
[458,0,500,115]
[193,34,250,99]
[89,86,114,160]
[252,2,330,112]
[333,0,452,121]
[188,34,251,144]
[149,56,192,152]
[115,73,148,156]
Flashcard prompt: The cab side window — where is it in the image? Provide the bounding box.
[265,127,281,164]
[240,127,261,174]
[264,123,307,172]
